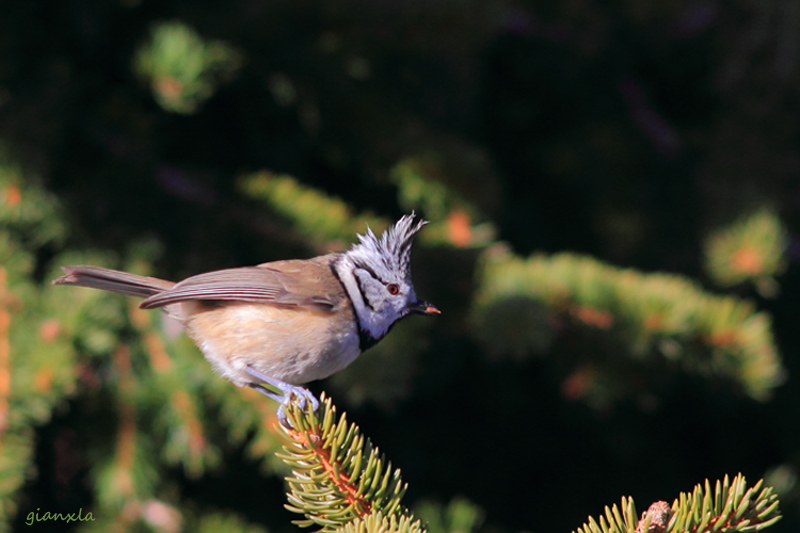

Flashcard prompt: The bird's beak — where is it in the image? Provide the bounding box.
[410,300,441,316]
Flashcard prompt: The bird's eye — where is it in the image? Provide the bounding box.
[387,284,400,295]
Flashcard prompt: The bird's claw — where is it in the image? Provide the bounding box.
[287,385,320,412]
[276,385,319,427]
[244,366,319,428]
[272,389,315,428]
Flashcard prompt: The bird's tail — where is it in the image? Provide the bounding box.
[52,265,175,298]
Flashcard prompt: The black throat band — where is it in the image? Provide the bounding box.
[329,256,382,352]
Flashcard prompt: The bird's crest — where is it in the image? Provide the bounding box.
[347,213,427,278]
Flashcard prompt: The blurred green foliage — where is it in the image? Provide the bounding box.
[239,172,385,250]
[134,21,241,114]
[704,209,788,298]
[472,247,784,404]
[413,497,484,533]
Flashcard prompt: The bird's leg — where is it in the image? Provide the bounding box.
[244,365,319,426]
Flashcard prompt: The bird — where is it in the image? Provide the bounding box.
[52,214,440,422]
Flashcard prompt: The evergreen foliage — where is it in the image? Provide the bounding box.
[0,159,287,531]
[274,395,784,533]
[278,395,410,531]
[195,511,269,533]
[472,246,784,405]
[703,210,788,298]
[332,512,424,533]
[573,474,782,533]
[0,150,76,531]
[413,496,484,533]
[134,21,242,114]
[390,156,496,248]
[239,172,385,249]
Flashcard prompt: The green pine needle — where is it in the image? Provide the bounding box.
[572,473,781,533]
[333,511,425,533]
[278,394,411,531]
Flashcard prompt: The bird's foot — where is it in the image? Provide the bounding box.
[245,366,319,427]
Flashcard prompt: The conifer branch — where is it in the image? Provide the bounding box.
[276,394,411,531]
[128,301,173,374]
[238,172,386,250]
[572,473,781,533]
[704,209,787,297]
[133,21,241,114]
[108,345,139,502]
[473,247,785,402]
[127,295,221,478]
[0,267,9,435]
[333,511,425,533]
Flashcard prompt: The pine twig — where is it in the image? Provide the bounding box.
[276,394,414,532]
[334,511,425,533]
[573,473,782,533]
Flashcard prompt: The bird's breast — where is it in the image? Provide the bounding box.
[181,301,361,386]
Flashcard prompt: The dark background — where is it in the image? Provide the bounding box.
[3,1,800,532]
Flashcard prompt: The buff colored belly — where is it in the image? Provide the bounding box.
[181,302,361,386]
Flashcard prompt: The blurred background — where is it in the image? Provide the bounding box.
[1,0,800,532]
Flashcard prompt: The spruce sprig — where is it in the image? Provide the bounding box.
[669,474,781,533]
[277,394,411,531]
[333,511,425,533]
[573,496,639,533]
[573,473,781,533]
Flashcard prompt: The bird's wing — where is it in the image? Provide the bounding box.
[139,257,342,311]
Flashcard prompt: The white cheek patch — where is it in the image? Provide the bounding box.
[335,259,392,341]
